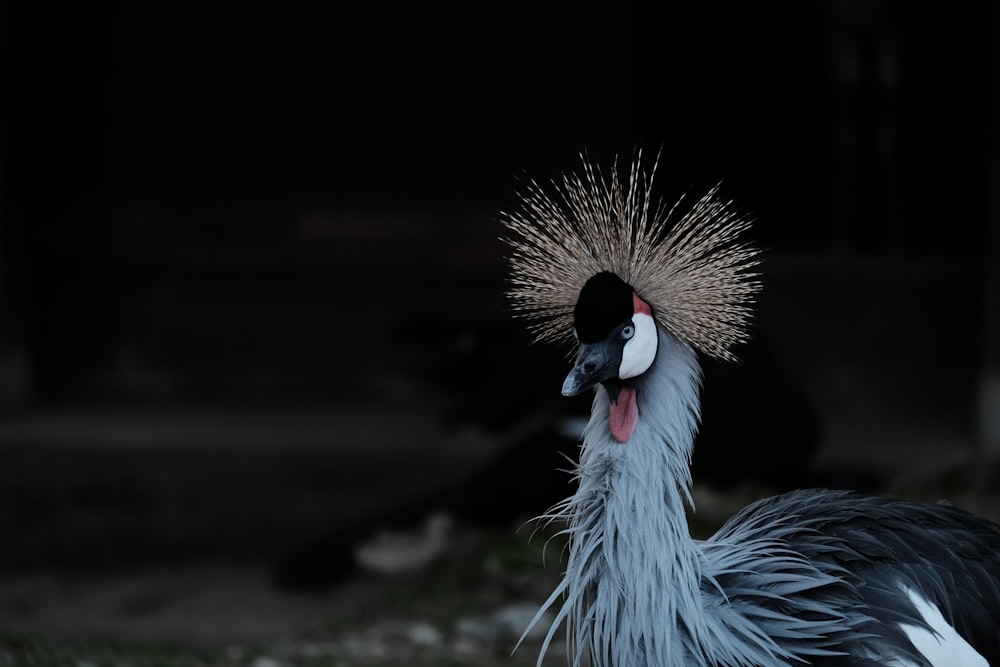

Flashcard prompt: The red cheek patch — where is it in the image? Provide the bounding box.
[609,385,638,443]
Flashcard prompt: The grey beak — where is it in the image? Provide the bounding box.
[561,342,618,397]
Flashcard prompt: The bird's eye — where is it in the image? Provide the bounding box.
[621,324,635,340]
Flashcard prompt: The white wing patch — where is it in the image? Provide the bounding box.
[894,588,988,667]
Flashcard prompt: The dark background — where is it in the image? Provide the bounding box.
[0,0,998,577]
[1,1,994,398]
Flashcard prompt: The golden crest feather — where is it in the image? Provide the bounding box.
[500,152,760,361]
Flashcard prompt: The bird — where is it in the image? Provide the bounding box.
[500,152,1000,667]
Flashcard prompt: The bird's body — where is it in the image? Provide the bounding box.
[502,155,1000,666]
[532,329,1000,666]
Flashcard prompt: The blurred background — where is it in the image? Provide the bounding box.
[0,1,998,664]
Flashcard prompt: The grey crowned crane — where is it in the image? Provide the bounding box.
[500,154,1000,667]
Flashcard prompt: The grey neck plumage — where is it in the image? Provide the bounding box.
[530,328,707,667]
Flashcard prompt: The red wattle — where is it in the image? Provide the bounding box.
[609,386,638,443]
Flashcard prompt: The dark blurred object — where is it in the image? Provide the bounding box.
[270,421,575,592]
[695,345,820,489]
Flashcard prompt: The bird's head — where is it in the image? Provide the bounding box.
[501,151,760,405]
[562,271,658,397]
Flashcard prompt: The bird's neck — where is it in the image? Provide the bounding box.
[550,329,707,666]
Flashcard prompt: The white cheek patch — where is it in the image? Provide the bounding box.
[619,312,657,379]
